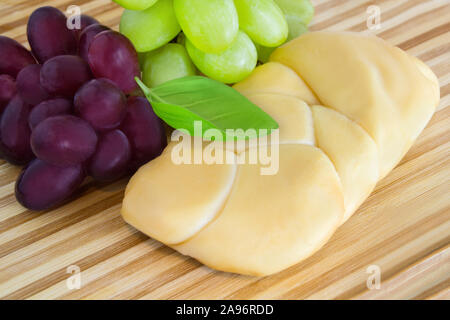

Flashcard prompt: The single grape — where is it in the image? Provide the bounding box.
[40,55,92,97]
[254,9,309,63]
[31,115,98,167]
[0,36,36,78]
[234,0,288,47]
[186,31,257,83]
[79,15,99,29]
[274,0,314,26]
[28,98,72,130]
[88,129,131,182]
[0,95,34,165]
[255,43,276,63]
[0,75,17,113]
[120,0,181,53]
[88,31,140,94]
[16,64,50,106]
[285,15,308,41]
[113,0,158,10]
[74,79,127,132]
[27,6,78,63]
[174,0,238,54]
[254,17,308,63]
[78,24,110,62]
[120,96,167,171]
[142,43,196,87]
[15,159,85,211]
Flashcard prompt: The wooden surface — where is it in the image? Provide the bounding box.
[0,0,449,300]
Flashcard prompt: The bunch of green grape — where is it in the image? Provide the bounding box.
[116,0,314,86]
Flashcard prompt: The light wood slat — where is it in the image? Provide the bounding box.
[0,0,448,300]
[353,245,450,300]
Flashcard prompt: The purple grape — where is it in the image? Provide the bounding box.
[74,79,126,132]
[87,31,140,94]
[72,14,99,39]
[88,129,131,182]
[16,64,50,106]
[78,24,110,62]
[0,36,36,78]
[0,95,34,165]
[27,6,78,63]
[15,159,85,211]
[28,98,72,130]
[0,75,17,113]
[31,115,98,166]
[120,96,167,171]
[40,55,92,97]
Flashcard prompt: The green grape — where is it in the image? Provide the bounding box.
[174,0,239,54]
[286,15,308,41]
[274,0,314,26]
[255,43,276,63]
[256,17,307,62]
[138,52,148,69]
[120,0,181,53]
[142,43,197,87]
[234,0,288,47]
[186,31,257,84]
[113,0,158,11]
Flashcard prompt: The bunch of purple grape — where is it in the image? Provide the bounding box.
[0,6,167,211]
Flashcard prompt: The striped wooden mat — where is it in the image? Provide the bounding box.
[0,0,449,299]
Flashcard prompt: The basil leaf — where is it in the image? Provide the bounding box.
[136,76,278,141]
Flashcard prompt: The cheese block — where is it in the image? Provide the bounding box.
[121,32,440,276]
[270,31,440,178]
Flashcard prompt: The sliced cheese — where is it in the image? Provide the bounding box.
[175,144,344,276]
[271,31,439,178]
[312,105,379,222]
[233,61,320,105]
[122,141,237,244]
[246,93,315,145]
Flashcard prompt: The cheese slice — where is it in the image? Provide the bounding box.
[312,105,379,222]
[233,61,320,105]
[175,144,344,276]
[122,141,237,244]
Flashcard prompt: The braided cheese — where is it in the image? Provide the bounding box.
[121,32,440,276]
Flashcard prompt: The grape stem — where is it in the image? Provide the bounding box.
[135,77,168,105]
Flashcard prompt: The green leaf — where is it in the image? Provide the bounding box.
[136,76,278,141]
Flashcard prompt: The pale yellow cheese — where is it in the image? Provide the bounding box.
[246,93,315,145]
[233,62,320,105]
[121,31,440,276]
[175,144,344,276]
[122,142,237,244]
[224,93,315,154]
[271,31,440,178]
[311,105,379,222]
